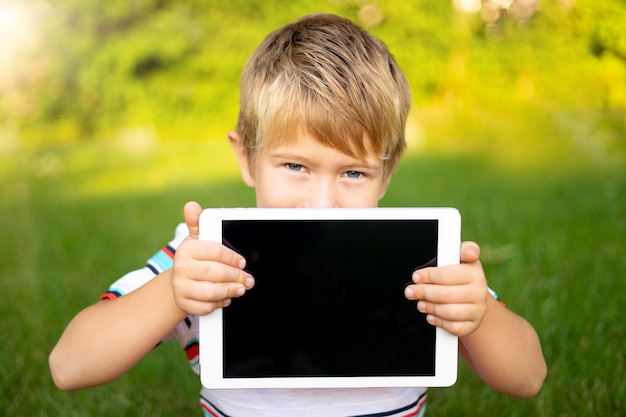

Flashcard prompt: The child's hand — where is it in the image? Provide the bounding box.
[404,241,488,337]
[172,201,255,315]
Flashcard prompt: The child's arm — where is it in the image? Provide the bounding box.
[404,242,547,398]
[49,269,187,390]
[49,202,254,390]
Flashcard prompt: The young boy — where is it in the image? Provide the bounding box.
[49,13,546,416]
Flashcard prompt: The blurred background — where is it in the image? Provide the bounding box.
[1,1,624,416]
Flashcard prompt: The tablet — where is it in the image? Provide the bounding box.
[198,207,460,389]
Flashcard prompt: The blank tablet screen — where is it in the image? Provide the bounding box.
[220,219,438,379]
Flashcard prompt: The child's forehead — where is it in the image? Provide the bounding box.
[259,124,380,162]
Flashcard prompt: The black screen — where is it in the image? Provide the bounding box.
[221,219,438,378]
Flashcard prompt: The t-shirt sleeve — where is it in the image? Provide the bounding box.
[488,286,505,306]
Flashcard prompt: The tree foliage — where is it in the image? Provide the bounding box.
[1,0,624,145]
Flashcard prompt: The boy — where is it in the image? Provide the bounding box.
[49,13,546,416]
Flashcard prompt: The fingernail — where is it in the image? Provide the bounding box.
[236,286,245,296]
[405,287,414,298]
[244,275,255,289]
[413,273,421,283]
[239,259,246,269]
[417,301,426,312]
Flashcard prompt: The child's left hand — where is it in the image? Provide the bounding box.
[404,241,488,337]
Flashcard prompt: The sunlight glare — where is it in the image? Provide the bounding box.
[0,2,45,81]
[453,0,482,13]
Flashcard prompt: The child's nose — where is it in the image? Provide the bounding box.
[301,178,341,208]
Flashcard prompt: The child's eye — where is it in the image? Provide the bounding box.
[286,163,304,171]
[345,170,364,179]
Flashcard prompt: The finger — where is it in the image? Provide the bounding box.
[416,301,480,337]
[180,256,254,288]
[184,201,203,239]
[197,263,254,288]
[460,241,480,264]
[178,298,232,317]
[416,256,488,287]
[187,240,248,271]
[184,279,248,300]
[417,299,475,322]
[412,265,469,286]
[407,281,475,304]
[423,314,474,337]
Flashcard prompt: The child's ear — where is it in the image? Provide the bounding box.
[227,130,255,187]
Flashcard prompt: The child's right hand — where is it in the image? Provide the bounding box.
[171,201,255,315]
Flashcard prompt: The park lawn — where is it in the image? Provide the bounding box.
[1,138,624,416]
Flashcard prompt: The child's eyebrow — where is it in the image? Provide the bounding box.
[267,151,312,165]
[267,150,304,160]
[269,151,381,170]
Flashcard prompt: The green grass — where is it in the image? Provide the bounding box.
[1,136,624,416]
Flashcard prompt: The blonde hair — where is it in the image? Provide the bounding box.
[236,13,411,178]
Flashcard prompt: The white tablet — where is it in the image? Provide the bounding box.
[198,207,460,389]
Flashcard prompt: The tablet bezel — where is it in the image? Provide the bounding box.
[198,207,459,389]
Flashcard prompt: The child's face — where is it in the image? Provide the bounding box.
[228,129,390,208]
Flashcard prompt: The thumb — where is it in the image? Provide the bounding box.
[183,201,203,239]
[460,241,481,264]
